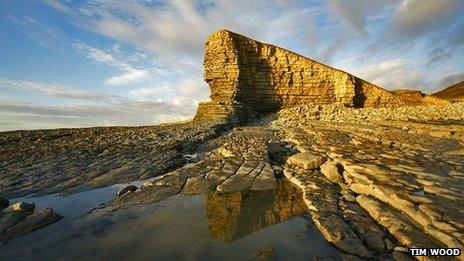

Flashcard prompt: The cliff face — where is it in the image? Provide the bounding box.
[195,30,403,123]
[432,80,464,102]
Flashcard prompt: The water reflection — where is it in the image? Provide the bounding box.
[206,180,307,242]
[0,179,340,260]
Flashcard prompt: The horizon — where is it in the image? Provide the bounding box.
[1,0,464,131]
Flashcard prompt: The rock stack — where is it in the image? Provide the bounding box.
[195,29,406,123]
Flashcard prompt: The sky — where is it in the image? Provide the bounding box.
[0,0,463,131]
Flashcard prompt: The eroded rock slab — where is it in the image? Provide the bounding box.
[272,105,464,258]
[0,200,61,244]
[0,121,225,198]
[3,208,62,240]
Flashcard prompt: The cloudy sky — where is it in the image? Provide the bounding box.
[1,0,463,131]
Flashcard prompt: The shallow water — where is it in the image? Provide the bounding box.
[1,180,341,260]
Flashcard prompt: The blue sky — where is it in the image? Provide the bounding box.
[1,0,463,131]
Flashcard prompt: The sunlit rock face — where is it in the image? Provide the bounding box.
[194,29,404,123]
[205,180,307,242]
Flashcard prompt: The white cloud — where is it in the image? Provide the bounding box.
[0,75,199,131]
[26,17,37,24]
[392,0,459,33]
[104,69,151,86]
[7,0,460,132]
[177,79,208,100]
[43,0,74,15]
[435,71,464,89]
[127,78,208,102]
[0,77,117,101]
[73,0,320,58]
[128,87,166,100]
[327,0,387,35]
[0,98,194,131]
[73,43,130,70]
[73,43,155,86]
[351,59,427,90]
[317,34,346,63]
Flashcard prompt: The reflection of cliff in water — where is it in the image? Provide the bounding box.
[205,179,307,242]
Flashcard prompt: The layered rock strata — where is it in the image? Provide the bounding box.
[0,121,224,198]
[1,28,464,259]
[2,107,463,258]
[0,201,62,244]
[273,109,464,259]
[195,30,405,123]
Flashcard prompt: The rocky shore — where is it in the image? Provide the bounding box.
[78,102,462,260]
[272,108,464,259]
[274,102,464,125]
[1,28,463,260]
[1,102,463,259]
[0,121,225,199]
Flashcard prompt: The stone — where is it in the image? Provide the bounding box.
[320,159,343,183]
[393,246,408,252]
[250,245,275,261]
[286,153,327,170]
[218,146,235,157]
[431,80,464,102]
[216,162,261,193]
[4,202,35,213]
[0,210,32,235]
[182,153,198,161]
[0,197,9,211]
[117,185,138,196]
[182,176,215,195]
[312,211,371,258]
[356,195,442,249]
[392,250,413,261]
[141,181,153,189]
[4,208,62,240]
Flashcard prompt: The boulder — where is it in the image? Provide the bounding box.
[320,159,343,183]
[0,210,32,234]
[4,202,35,213]
[4,208,62,239]
[286,153,327,170]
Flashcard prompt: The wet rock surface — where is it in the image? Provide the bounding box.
[116,185,138,196]
[1,101,464,258]
[0,198,8,211]
[0,121,225,199]
[1,102,463,259]
[100,126,282,211]
[0,200,61,244]
[272,103,464,259]
[251,245,275,261]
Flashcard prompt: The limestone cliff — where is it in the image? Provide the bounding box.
[432,80,464,102]
[195,29,404,123]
